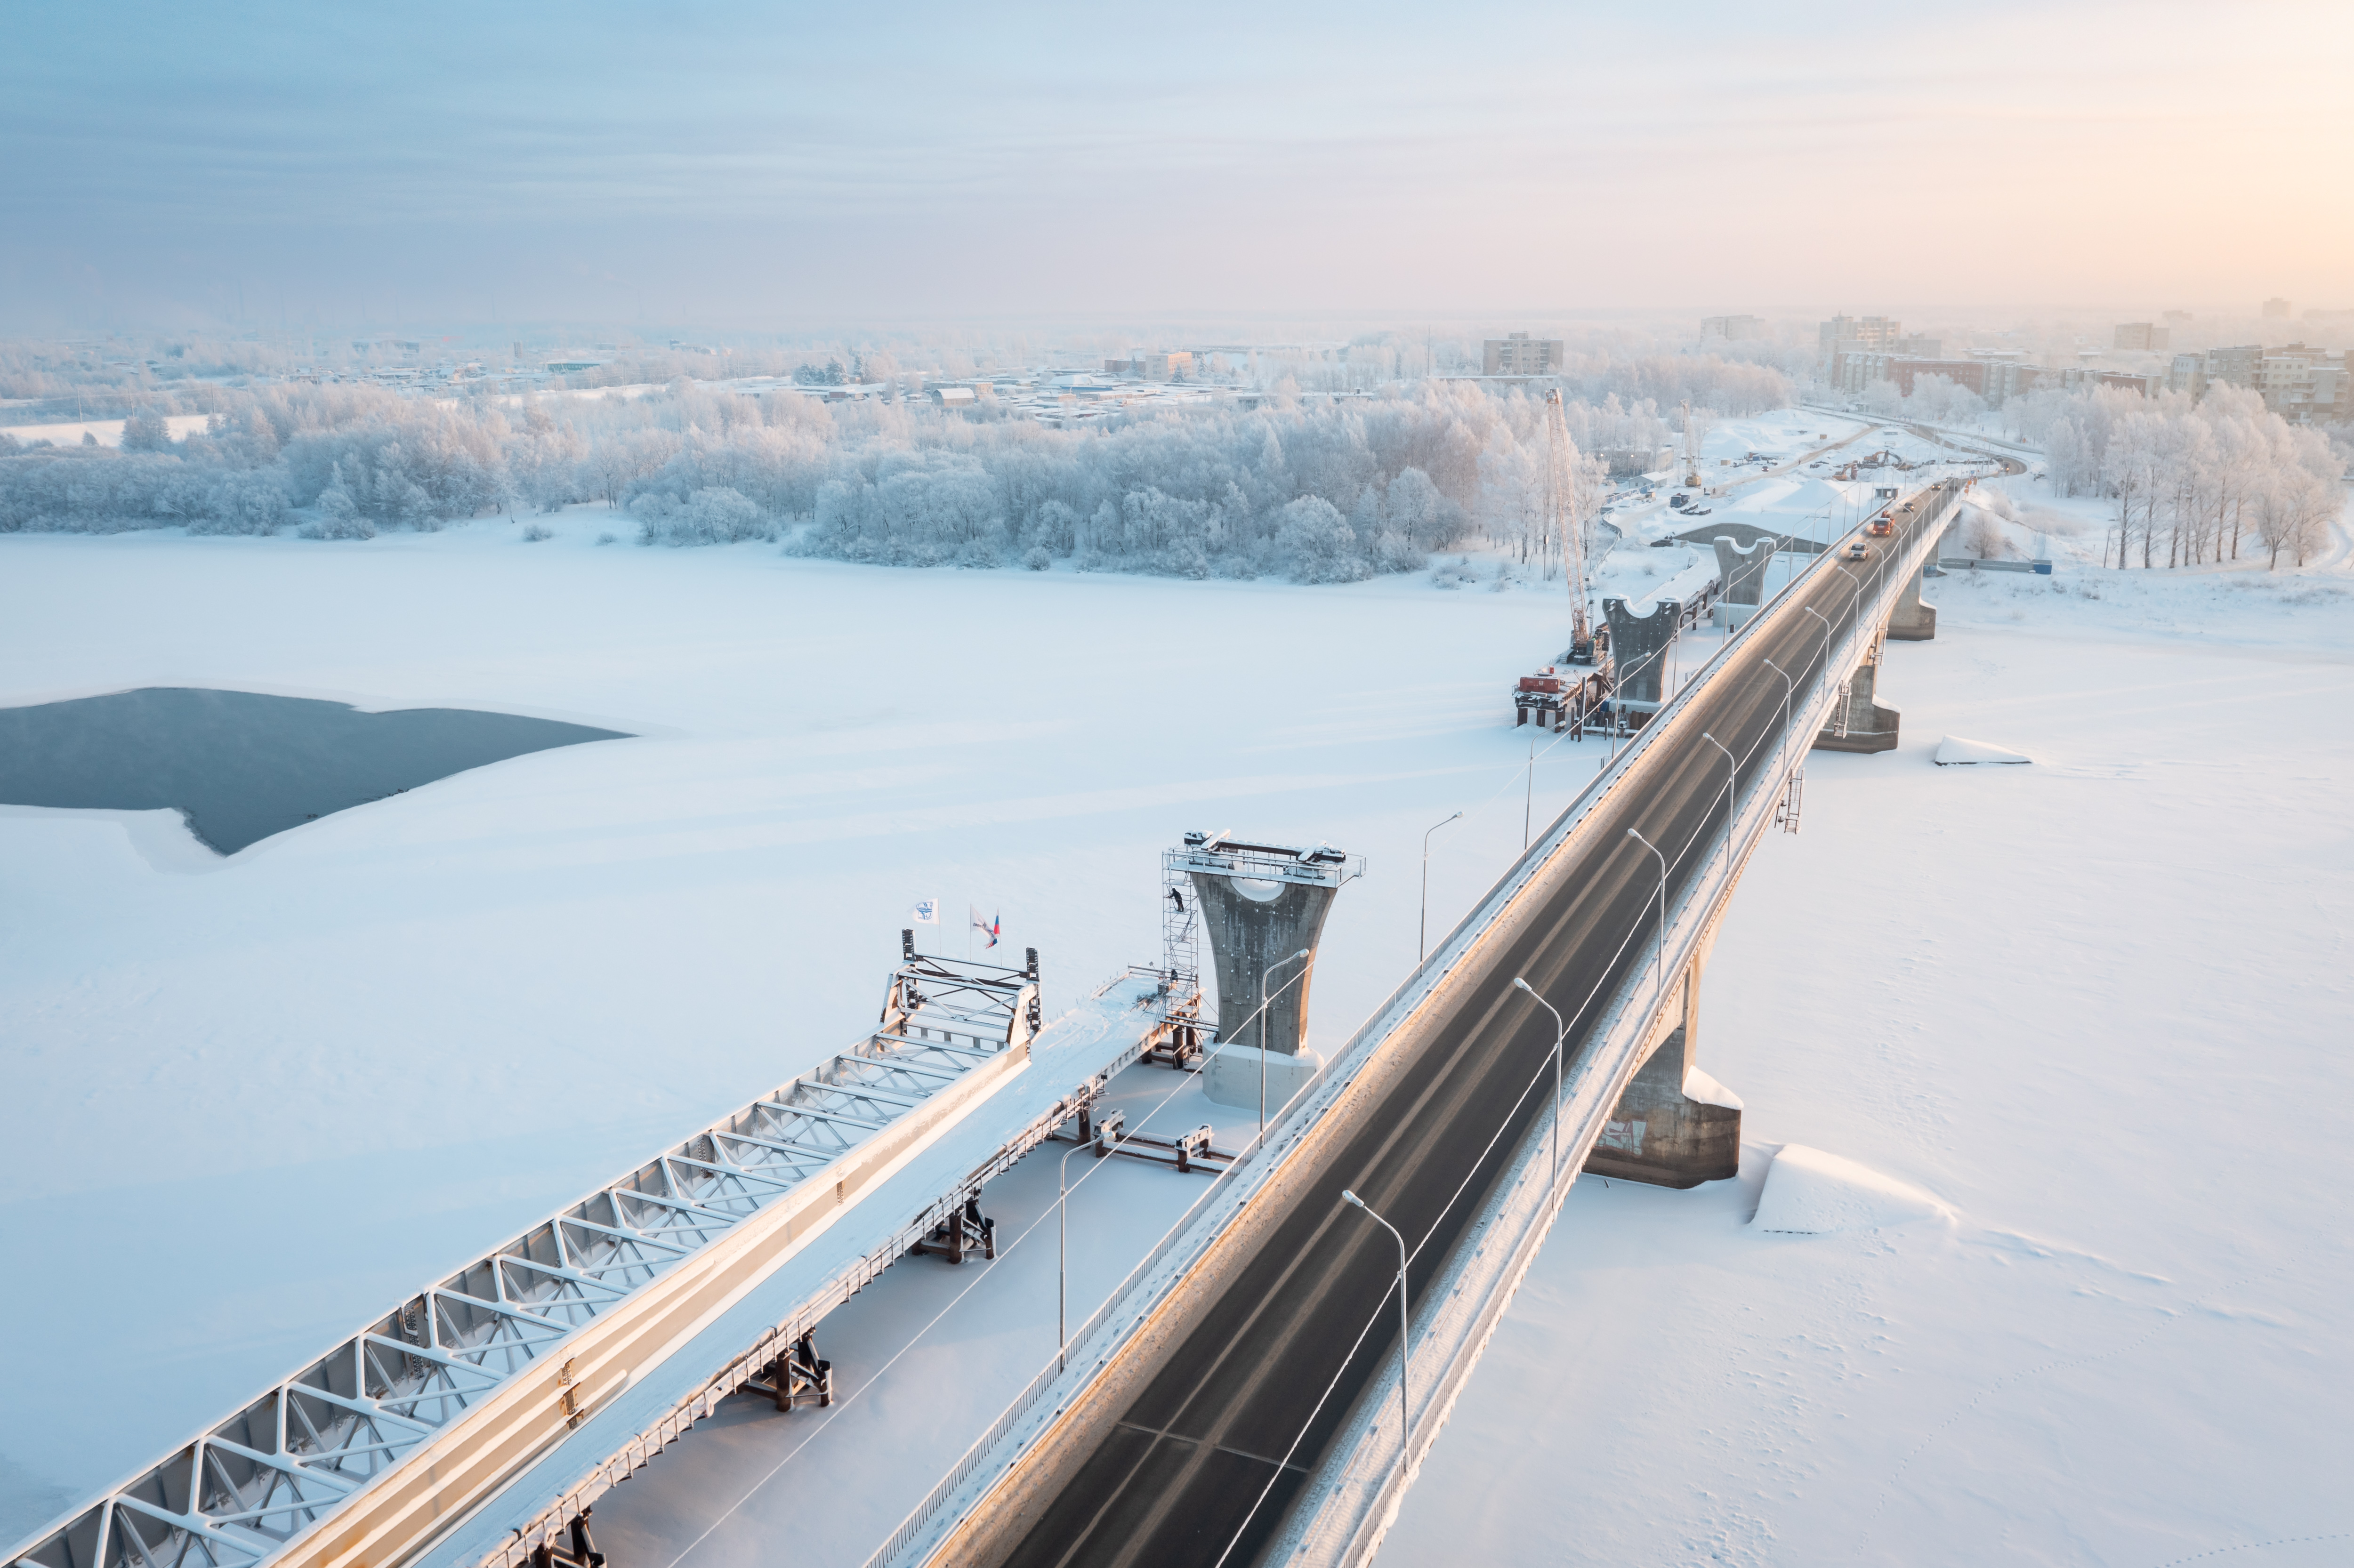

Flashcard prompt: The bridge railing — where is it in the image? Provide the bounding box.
[864,478,1968,1568]
[1292,479,1967,1568]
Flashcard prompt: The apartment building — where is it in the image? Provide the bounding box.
[1483,333,1564,376]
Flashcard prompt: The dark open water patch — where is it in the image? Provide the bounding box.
[0,688,630,855]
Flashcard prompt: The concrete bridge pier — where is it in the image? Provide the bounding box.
[1180,836,1356,1113]
[1886,562,1938,641]
[1814,629,1900,754]
[1602,597,1682,711]
[1710,534,1774,627]
[1583,937,1741,1189]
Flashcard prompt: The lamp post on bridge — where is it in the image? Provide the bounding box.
[1831,560,1868,660]
[1798,603,1836,692]
[1255,949,1313,1141]
[1511,977,1567,1187]
[1627,828,1668,997]
[1419,812,1461,963]
[1761,657,1795,777]
[1063,949,1310,1364]
[1700,732,1738,871]
[1340,1190,1412,1496]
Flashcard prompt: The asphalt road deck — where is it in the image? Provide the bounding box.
[997,483,1962,1568]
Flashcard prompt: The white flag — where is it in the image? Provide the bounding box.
[911,898,940,926]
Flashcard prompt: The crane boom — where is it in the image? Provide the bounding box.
[1544,389,1596,661]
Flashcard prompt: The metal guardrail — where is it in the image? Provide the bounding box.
[1296,478,1967,1568]
[7,956,1040,1568]
[480,976,1174,1568]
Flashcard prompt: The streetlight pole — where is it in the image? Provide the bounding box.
[1255,949,1313,1141]
[1761,657,1795,776]
[1341,1190,1412,1485]
[1799,604,1835,689]
[1511,978,1567,1186]
[1524,730,1536,848]
[1699,732,1737,870]
[1627,828,1668,996]
[1420,812,1461,964]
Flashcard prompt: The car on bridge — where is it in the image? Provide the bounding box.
[1845,539,1871,560]
[1868,515,1894,538]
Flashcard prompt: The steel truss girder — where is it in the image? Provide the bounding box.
[6,953,1044,1568]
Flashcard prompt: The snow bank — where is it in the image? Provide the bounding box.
[1934,734,2032,766]
[1750,1144,1955,1233]
[1645,554,1717,609]
[1681,1065,1742,1110]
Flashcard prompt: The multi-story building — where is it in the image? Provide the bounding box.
[1890,334,1943,359]
[2253,345,2350,421]
[2263,297,2294,319]
[1818,315,1901,369]
[2113,322,2170,352]
[2167,354,2207,397]
[1982,360,2044,406]
[1828,352,1988,399]
[1699,314,1767,341]
[2280,357,2351,425]
[1483,333,1563,376]
[2163,310,2194,326]
[2204,345,2262,388]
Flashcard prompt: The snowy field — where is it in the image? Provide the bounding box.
[1,414,213,449]
[1385,553,2354,1566]
[0,518,1596,1538]
[4,501,2351,1566]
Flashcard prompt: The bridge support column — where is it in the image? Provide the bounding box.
[1813,629,1900,754]
[1584,947,1741,1189]
[1887,552,1940,640]
[1177,835,1356,1110]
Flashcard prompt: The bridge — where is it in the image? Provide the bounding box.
[5,443,2007,1568]
[2,947,1200,1568]
[872,471,1981,1568]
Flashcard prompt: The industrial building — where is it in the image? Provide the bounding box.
[1699,314,1767,341]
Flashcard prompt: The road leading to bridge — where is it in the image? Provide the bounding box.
[979,485,1965,1568]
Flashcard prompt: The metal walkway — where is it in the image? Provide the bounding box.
[2,945,1102,1568]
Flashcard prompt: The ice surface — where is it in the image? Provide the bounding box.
[1750,1143,1956,1233]
[1378,530,2354,1567]
[1934,733,2032,765]
[5,498,2351,1568]
[0,520,1601,1539]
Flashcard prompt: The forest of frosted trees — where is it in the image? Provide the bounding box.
[2000,383,2343,569]
[0,374,1709,582]
[2,343,2341,577]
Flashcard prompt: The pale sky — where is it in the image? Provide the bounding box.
[4,0,2349,331]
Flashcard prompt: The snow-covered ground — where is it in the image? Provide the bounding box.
[2,414,213,448]
[0,517,1596,1539]
[1383,555,2354,1567]
[3,507,2349,1566]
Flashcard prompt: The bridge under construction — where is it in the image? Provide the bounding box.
[6,439,2006,1568]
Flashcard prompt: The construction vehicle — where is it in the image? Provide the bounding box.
[1513,665,1610,734]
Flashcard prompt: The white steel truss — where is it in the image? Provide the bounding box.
[6,949,1044,1568]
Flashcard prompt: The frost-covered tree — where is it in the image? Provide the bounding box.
[120,408,172,452]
